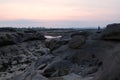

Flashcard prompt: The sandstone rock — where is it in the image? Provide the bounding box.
[68,35,85,49]
[100,23,120,40]
[12,61,17,65]
[45,39,59,51]
[30,72,49,80]
[11,71,49,80]
[95,45,120,80]
[1,26,120,80]
[0,34,16,46]
[49,77,64,80]
[0,40,48,79]
[22,32,46,42]
[62,73,81,80]
[43,60,73,77]
[45,39,68,51]
[81,66,98,77]
[49,74,93,80]
[34,55,54,69]
[33,48,50,57]
[0,32,46,47]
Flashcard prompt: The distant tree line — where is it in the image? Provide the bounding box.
[0,26,99,32]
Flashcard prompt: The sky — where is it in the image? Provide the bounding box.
[0,0,120,28]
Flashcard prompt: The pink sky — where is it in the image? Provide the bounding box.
[0,0,120,28]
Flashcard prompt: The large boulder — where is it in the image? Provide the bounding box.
[68,35,85,49]
[100,23,120,40]
[95,44,120,80]
[45,39,68,51]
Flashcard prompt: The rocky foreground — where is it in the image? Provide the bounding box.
[0,23,120,80]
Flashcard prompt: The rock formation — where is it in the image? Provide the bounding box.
[0,23,120,80]
[68,35,85,49]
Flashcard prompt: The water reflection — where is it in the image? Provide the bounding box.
[45,35,62,39]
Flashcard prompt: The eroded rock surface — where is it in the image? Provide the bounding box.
[1,23,120,80]
[68,35,85,49]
